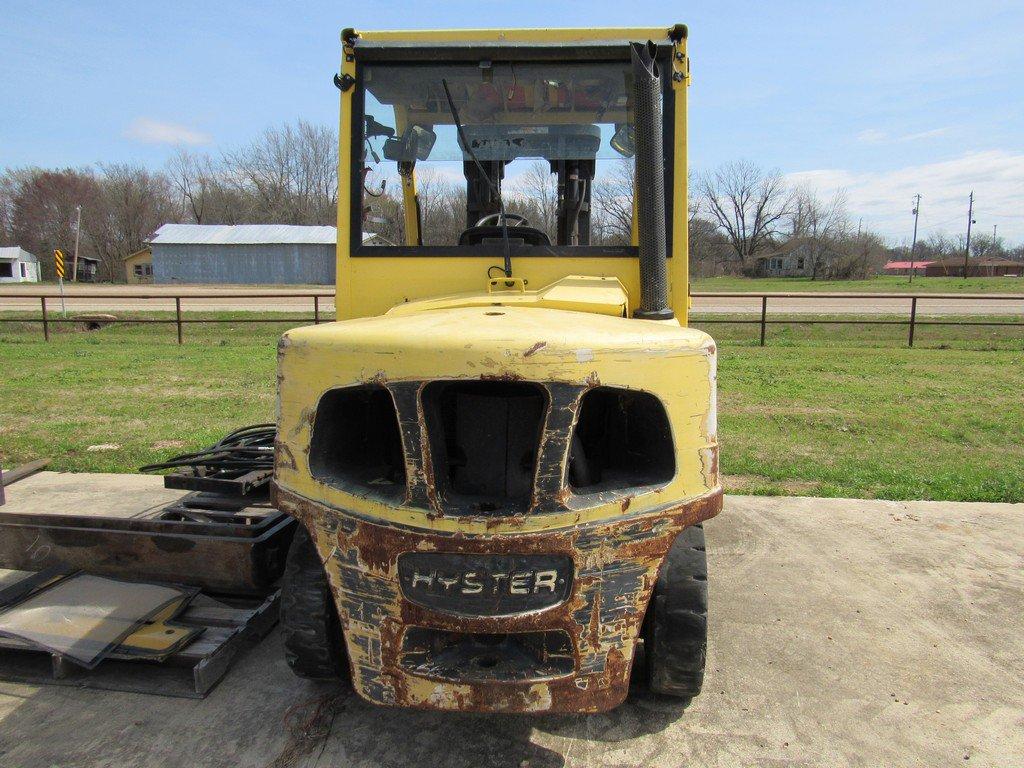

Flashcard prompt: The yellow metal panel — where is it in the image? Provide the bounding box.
[352,28,674,44]
[275,301,718,535]
[335,41,357,319]
[669,35,690,320]
[385,275,629,317]
[340,257,643,320]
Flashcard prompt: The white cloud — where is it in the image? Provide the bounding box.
[899,127,950,142]
[856,127,950,144]
[856,128,888,144]
[124,117,210,146]
[786,151,1024,242]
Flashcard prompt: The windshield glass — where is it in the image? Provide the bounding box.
[356,60,641,250]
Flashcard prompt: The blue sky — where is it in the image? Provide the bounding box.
[3,0,1022,242]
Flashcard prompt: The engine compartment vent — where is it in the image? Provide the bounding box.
[422,381,547,515]
[308,385,406,500]
[569,387,674,493]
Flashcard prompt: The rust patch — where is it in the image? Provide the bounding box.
[275,440,297,471]
[523,341,547,357]
[479,371,524,382]
[273,485,723,714]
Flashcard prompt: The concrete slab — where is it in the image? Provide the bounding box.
[0,472,185,519]
[0,494,1021,767]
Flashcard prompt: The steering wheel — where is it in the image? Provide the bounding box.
[475,212,529,228]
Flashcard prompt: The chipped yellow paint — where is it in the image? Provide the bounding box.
[276,287,718,535]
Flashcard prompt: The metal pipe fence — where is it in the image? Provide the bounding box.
[688,292,1024,347]
[0,291,332,344]
[0,290,1021,347]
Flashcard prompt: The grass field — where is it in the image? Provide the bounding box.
[1,312,1022,503]
[690,275,1024,293]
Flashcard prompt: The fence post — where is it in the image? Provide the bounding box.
[908,297,917,348]
[175,297,183,345]
[40,297,49,342]
[759,295,768,347]
[314,295,320,325]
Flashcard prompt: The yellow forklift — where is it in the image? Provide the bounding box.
[272,25,721,713]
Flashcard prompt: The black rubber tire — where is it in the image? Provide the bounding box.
[643,523,708,699]
[281,524,349,681]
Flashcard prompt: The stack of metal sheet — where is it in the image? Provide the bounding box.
[0,569,202,668]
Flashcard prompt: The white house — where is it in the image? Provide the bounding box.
[0,247,40,283]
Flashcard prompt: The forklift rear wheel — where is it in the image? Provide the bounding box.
[281,525,350,681]
[643,523,708,699]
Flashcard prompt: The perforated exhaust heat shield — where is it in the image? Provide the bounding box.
[630,40,674,321]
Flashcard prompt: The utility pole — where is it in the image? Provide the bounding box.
[72,204,82,282]
[993,224,997,240]
[963,191,975,279]
[908,195,921,283]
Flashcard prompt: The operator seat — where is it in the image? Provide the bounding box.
[458,213,551,247]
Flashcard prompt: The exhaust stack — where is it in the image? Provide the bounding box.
[630,41,674,321]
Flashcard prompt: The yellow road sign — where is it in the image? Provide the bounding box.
[54,249,65,279]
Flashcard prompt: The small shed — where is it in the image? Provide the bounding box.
[73,255,101,282]
[124,248,153,284]
[0,247,40,283]
[149,224,338,285]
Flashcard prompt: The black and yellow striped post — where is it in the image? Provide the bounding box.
[54,249,67,317]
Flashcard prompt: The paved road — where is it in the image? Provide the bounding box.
[1,283,1022,315]
[1,491,1020,767]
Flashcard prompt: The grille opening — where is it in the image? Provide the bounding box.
[401,628,574,682]
[422,381,547,515]
[308,385,406,500]
[569,387,674,493]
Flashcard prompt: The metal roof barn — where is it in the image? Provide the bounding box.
[149,224,339,285]
[0,246,40,283]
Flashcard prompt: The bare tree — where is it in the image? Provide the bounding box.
[969,233,1006,261]
[509,161,559,240]
[416,169,466,245]
[167,150,228,224]
[88,163,179,280]
[221,121,337,225]
[0,171,18,246]
[591,158,634,246]
[8,168,103,279]
[833,229,887,279]
[790,188,849,279]
[697,160,791,271]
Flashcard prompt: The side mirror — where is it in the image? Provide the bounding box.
[610,123,635,158]
[365,115,395,139]
[383,125,437,163]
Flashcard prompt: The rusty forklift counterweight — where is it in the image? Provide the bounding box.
[272,25,721,713]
